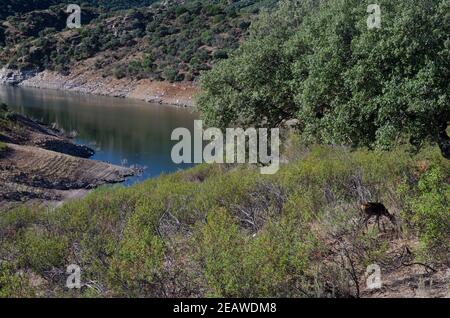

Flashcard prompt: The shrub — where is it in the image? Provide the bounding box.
[212,50,228,60]
[163,68,182,82]
[0,142,7,155]
[0,139,448,297]
[113,65,127,79]
[408,166,450,261]
[0,263,33,298]
[17,230,68,273]
[195,208,245,297]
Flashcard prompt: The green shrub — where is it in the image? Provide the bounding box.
[212,50,228,60]
[113,65,127,79]
[195,208,245,297]
[0,142,6,155]
[163,68,183,82]
[1,1,274,82]
[408,166,450,261]
[0,263,33,298]
[17,230,68,273]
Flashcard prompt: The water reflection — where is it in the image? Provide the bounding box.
[0,85,199,185]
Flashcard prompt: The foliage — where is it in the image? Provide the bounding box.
[0,1,278,81]
[405,166,450,260]
[0,1,158,20]
[0,142,6,154]
[0,263,33,298]
[1,143,448,297]
[197,0,450,157]
[1,0,449,298]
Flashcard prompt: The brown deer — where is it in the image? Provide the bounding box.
[360,202,396,231]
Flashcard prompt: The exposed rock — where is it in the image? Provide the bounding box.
[2,143,133,191]
[1,112,95,158]
[0,65,197,107]
[35,139,95,158]
[18,70,197,107]
[0,67,37,85]
[283,118,300,129]
[0,109,134,209]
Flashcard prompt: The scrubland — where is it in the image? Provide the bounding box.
[1,137,448,297]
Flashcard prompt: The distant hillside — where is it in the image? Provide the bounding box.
[0,0,159,20]
[0,0,279,83]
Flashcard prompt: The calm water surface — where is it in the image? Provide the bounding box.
[0,85,199,185]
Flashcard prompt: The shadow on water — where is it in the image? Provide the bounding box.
[0,85,199,185]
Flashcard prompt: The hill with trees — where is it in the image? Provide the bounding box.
[0,0,278,82]
[0,0,159,20]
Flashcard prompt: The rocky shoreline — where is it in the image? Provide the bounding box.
[0,67,38,85]
[0,107,134,209]
[0,67,197,107]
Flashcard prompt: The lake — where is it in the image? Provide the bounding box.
[0,85,199,185]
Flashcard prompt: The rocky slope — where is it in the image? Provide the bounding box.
[0,108,134,209]
[0,67,37,85]
[0,66,198,107]
[18,69,198,107]
[0,1,280,106]
[0,1,272,103]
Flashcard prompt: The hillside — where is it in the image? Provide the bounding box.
[0,1,159,20]
[0,0,278,83]
[0,139,448,297]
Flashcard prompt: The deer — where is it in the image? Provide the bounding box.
[360,202,396,232]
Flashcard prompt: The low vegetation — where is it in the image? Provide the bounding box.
[0,103,14,137]
[0,140,448,297]
[0,142,6,155]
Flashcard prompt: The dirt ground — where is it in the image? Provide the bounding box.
[360,238,449,298]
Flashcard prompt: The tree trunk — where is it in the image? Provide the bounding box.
[438,128,450,160]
